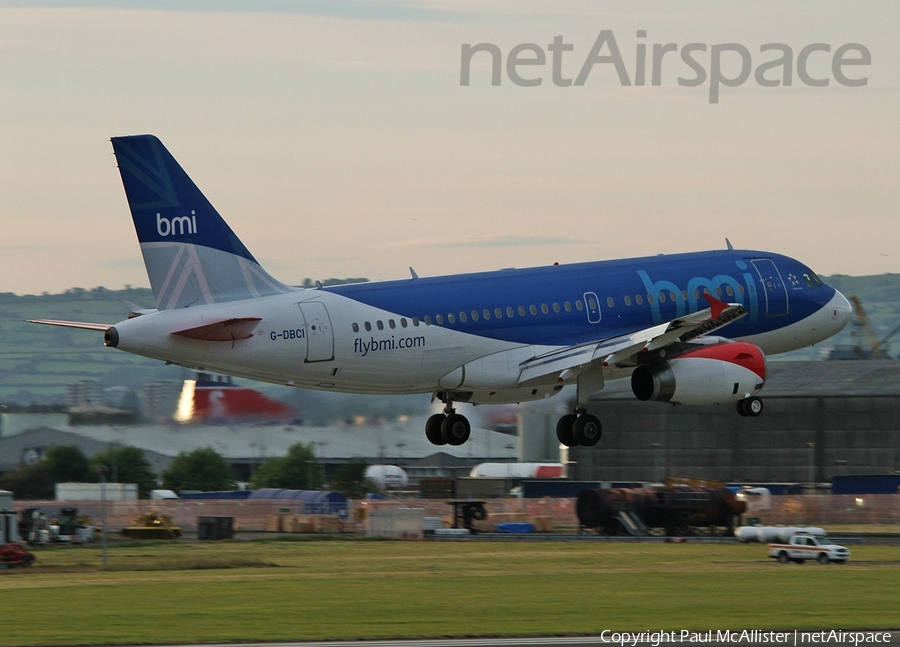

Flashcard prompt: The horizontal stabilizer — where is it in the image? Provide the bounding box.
[171,317,262,342]
[121,299,158,318]
[27,319,111,331]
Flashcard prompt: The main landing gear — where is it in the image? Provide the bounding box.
[737,396,764,417]
[425,402,471,446]
[556,408,602,448]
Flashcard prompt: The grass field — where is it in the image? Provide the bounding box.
[0,538,898,645]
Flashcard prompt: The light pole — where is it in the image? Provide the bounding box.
[98,465,108,568]
[651,443,662,483]
[806,442,816,493]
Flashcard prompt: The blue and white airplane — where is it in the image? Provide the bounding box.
[33,135,852,447]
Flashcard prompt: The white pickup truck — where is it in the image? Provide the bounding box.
[768,533,850,564]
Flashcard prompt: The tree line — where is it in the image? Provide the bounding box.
[0,442,373,499]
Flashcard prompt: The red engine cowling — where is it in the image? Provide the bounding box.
[631,342,766,405]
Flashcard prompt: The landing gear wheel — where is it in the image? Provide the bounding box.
[573,414,602,447]
[556,414,578,447]
[737,397,764,417]
[745,396,763,417]
[425,413,447,445]
[441,413,471,446]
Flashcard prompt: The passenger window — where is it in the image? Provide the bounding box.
[588,298,597,309]
[448,313,456,323]
[459,312,467,322]
[352,323,359,333]
[624,295,632,306]
[738,285,745,295]
[635,295,643,305]
[552,303,560,313]
[506,307,514,318]
[436,314,444,325]
[483,309,491,320]
[377,320,384,330]
[607,297,614,308]
[364,322,372,331]
[541,304,549,314]
[669,292,677,302]
[529,305,537,315]
[424,315,431,325]
[564,301,572,312]
[389,319,396,329]
[471,311,479,321]
[693,289,700,299]
[495,308,502,319]
[715,287,723,297]
[726,285,734,297]
[518,306,526,316]
[681,290,688,300]
[412,317,419,326]
[400,318,408,328]
[575,300,584,311]
[658,292,666,303]
[647,294,654,304]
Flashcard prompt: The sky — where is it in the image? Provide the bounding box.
[1,0,898,296]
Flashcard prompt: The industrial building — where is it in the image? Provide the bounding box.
[548,360,900,483]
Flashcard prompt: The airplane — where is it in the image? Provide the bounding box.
[31,135,853,448]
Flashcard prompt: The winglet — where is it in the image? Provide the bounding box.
[409,267,419,280]
[725,238,734,251]
[702,292,729,321]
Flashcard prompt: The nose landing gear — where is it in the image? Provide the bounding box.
[737,396,764,417]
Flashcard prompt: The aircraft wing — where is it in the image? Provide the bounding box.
[517,294,748,384]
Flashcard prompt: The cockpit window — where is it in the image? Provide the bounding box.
[803,271,825,288]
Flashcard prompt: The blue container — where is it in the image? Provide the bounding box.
[496,522,535,533]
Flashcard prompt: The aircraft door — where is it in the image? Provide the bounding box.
[298,301,334,362]
[751,259,789,317]
[583,292,601,324]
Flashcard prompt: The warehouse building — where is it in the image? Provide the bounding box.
[558,360,900,483]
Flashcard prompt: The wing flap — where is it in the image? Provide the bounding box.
[171,317,262,342]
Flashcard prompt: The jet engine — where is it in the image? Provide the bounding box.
[631,341,766,406]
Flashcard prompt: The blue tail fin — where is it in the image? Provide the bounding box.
[111,135,293,310]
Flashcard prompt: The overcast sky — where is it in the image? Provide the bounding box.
[1,1,897,295]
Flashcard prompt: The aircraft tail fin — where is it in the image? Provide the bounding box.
[110,135,294,310]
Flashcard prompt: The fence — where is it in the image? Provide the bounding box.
[12,494,899,534]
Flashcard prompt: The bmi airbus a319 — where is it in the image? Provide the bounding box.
[33,135,852,447]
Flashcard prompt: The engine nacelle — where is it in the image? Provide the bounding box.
[631,342,766,406]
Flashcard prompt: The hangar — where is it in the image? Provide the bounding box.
[560,360,900,483]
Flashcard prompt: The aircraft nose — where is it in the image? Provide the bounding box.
[831,289,853,331]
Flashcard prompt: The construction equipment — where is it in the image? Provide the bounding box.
[121,511,182,539]
[828,295,897,359]
[577,486,746,536]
